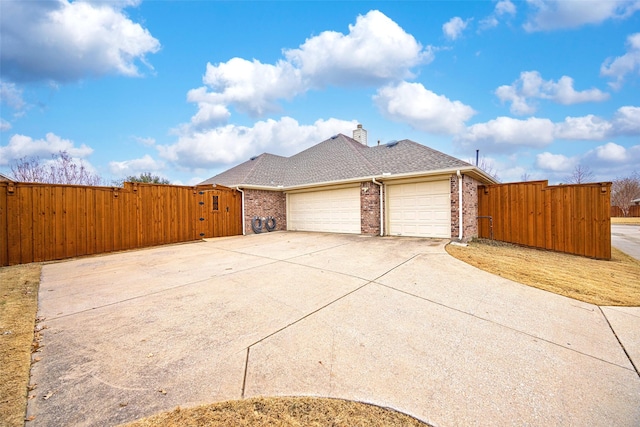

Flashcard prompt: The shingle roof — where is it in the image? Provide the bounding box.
[201,133,474,188]
[0,173,12,182]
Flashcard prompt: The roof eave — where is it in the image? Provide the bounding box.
[229,166,498,191]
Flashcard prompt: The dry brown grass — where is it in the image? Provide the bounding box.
[446,240,640,306]
[121,397,429,427]
[612,217,640,225]
[0,263,41,427]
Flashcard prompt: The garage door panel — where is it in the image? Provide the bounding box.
[388,180,451,238]
[288,187,360,234]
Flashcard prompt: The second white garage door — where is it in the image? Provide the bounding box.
[287,187,361,233]
[387,180,451,238]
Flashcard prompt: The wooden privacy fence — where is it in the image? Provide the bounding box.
[611,205,640,217]
[478,181,611,259]
[0,181,242,266]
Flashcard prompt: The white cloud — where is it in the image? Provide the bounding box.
[495,85,537,115]
[374,81,476,134]
[601,33,640,89]
[455,116,555,152]
[286,10,431,85]
[159,117,358,169]
[612,105,640,134]
[0,119,11,132]
[496,0,517,16]
[480,0,517,30]
[0,0,160,83]
[200,58,304,119]
[132,136,156,147]
[479,16,500,29]
[173,176,207,186]
[455,105,640,155]
[535,152,575,172]
[495,71,609,115]
[108,154,165,176]
[594,142,628,162]
[579,142,640,176]
[553,115,612,140]
[442,17,469,40]
[524,0,640,32]
[0,133,93,165]
[0,80,26,110]
[185,10,431,129]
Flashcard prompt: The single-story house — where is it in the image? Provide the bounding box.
[200,125,498,241]
[632,198,640,206]
[0,173,11,182]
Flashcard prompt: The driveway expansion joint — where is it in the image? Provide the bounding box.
[241,347,250,398]
[246,282,372,350]
[379,282,637,373]
[599,306,640,378]
[43,259,282,321]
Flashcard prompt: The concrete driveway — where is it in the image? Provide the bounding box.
[28,232,640,426]
[612,224,640,260]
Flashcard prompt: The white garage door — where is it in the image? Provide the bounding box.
[288,187,360,233]
[387,180,451,238]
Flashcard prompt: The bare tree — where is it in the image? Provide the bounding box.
[611,171,640,217]
[565,164,594,184]
[469,156,500,181]
[126,172,170,184]
[10,151,103,185]
[10,156,47,183]
[521,172,531,182]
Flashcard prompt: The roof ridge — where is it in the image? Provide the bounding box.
[339,134,378,173]
[399,139,472,166]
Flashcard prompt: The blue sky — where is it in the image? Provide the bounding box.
[1,0,639,185]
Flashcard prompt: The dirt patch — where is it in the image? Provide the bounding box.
[120,396,429,427]
[0,263,41,427]
[446,240,640,306]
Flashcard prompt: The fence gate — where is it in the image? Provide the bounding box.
[195,186,242,239]
[1,182,244,266]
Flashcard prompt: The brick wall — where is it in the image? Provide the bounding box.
[243,189,286,234]
[450,174,479,241]
[360,181,382,235]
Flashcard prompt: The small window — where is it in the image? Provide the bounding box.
[212,195,219,211]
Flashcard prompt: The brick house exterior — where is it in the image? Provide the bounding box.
[360,181,383,235]
[450,174,480,240]
[242,189,287,233]
[201,126,497,239]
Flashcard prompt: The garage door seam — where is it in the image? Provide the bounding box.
[378,283,637,373]
[598,306,640,378]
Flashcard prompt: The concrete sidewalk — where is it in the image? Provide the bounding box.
[612,224,640,260]
[28,232,640,426]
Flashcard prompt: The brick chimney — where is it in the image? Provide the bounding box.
[353,124,367,146]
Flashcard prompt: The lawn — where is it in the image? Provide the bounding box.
[0,263,41,427]
[120,397,429,427]
[446,239,640,306]
[611,217,640,225]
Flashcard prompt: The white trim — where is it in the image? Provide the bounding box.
[222,165,497,193]
[235,187,245,235]
[457,170,463,241]
[371,178,384,236]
